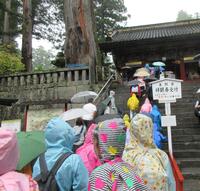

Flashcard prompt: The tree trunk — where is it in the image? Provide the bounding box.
[3,0,11,44]
[63,0,98,83]
[22,0,32,72]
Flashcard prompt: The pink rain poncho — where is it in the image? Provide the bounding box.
[140,98,152,113]
[76,124,101,175]
[0,129,39,191]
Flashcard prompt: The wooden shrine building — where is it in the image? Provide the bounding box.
[100,19,200,80]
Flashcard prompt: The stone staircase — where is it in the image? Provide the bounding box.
[163,81,200,191]
[113,81,200,191]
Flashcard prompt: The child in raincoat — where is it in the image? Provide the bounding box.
[33,118,88,191]
[76,124,101,175]
[123,114,176,191]
[140,98,152,114]
[150,105,162,130]
[150,105,166,148]
[127,93,139,119]
[123,114,131,145]
[153,123,167,149]
[0,129,39,191]
[89,118,150,191]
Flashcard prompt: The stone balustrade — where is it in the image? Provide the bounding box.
[0,67,89,88]
[0,66,92,108]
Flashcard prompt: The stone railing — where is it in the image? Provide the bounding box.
[0,67,89,88]
[0,67,91,103]
[0,67,92,120]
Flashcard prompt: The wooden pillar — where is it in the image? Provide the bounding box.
[180,59,186,81]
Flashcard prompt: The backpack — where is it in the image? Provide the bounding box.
[34,152,73,191]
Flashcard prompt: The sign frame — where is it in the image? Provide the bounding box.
[150,78,183,101]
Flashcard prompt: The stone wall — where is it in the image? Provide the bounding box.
[0,67,91,120]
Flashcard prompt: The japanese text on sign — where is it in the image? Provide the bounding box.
[152,79,182,101]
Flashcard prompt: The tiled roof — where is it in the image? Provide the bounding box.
[111,19,200,42]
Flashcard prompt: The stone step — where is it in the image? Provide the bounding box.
[182,167,200,179]
[173,115,197,121]
[170,104,194,109]
[176,115,197,121]
[171,135,200,142]
[115,82,200,190]
[177,158,200,168]
[176,121,200,128]
[174,150,200,158]
[184,179,200,191]
[163,142,200,150]
[163,128,200,135]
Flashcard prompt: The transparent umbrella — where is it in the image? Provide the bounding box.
[134,70,150,77]
[196,88,200,94]
[71,91,97,103]
[60,108,91,121]
[152,61,166,67]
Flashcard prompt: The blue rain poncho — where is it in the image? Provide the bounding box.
[33,118,88,191]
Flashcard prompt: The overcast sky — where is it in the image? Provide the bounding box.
[124,0,200,26]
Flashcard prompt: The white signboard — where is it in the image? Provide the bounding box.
[161,115,177,127]
[1,119,21,132]
[151,78,182,101]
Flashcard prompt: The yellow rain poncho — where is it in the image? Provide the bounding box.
[127,93,139,111]
[123,114,176,191]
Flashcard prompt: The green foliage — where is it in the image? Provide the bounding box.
[32,46,55,71]
[94,0,129,42]
[51,51,65,68]
[176,10,193,21]
[176,10,200,21]
[0,44,24,75]
[0,0,65,48]
[0,44,19,54]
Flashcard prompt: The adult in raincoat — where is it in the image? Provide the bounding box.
[89,118,150,191]
[76,124,101,175]
[0,129,39,191]
[123,114,176,191]
[104,91,118,115]
[32,118,88,191]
